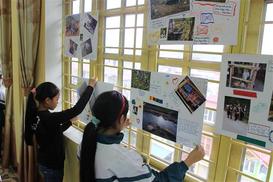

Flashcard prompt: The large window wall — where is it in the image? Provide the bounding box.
[62,0,273,181]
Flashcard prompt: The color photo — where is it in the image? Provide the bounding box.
[175,76,206,113]
[143,102,178,142]
[167,17,195,41]
[131,70,151,91]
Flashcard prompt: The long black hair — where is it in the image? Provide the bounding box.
[80,91,129,182]
[24,82,59,145]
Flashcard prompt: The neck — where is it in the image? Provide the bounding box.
[38,104,48,111]
[99,128,120,136]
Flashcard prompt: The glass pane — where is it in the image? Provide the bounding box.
[242,148,270,181]
[105,48,119,54]
[135,50,142,56]
[206,82,219,109]
[71,62,78,76]
[137,14,144,27]
[106,16,121,28]
[124,28,135,48]
[151,139,175,163]
[201,135,213,160]
[83,59,90,63]
[123,61,133,69]
[83,63,90,78]
[158,65,182,75]
[193,45,224,52]
[261,24,273,55]
[71,91,78,105]
[105,59,118,66]
[130,131,137,147]
[159,45,184,59]
[136,28,143,48]
[125,14,136,27]
[160,44,184,50]
[105,29,120,47]
[203,109,216,124]
[126,0,136,7]
[190,69,220,81]
[124,49,134,55]
[134,62,141,69]
[192,53,222,62]
[106,0,121,9]
[265,3,273,21]
[138,0,144,5]
[123,69,132,88]
[122,129,129,144]
[104,67,118,84]
[240,176,256,182]
[84,0,92,12]
[72,0,80,14]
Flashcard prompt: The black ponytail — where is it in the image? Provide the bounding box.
[24,92,38,145]
[80,122,97,182]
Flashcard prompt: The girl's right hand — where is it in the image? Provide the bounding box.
[184,145,205,167]
[89,77,97,88]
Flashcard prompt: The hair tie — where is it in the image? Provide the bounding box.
[91,116,101,127]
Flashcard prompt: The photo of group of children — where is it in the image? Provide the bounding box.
[143,102,178,142]
[64,13,98,59]
[167,17,195,41]
[226,61,266,92]
[150,0,190,20]
[175,76,206,113]
[222,96,250,135]
[131,70,151,91]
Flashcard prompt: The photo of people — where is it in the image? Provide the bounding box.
[143,102,178,142]
[175,76,206,113]
[150,0,190,20]
[226,61,266,92]
[81,39,92,57]
[84,14,97,34]
[65,14,80,36]
[268,92,273,122]
[160,27,167,39]
[167,17,195,41]
[196,0,226,2]
[68,39,78,56]
[131,70,151,91]
[222,96,250,135]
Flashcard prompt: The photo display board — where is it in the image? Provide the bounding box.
[64,13,98,60]
[77,80,114,124]
[216,54,273,149]
[148,0,240,45]
[130,70,207,147]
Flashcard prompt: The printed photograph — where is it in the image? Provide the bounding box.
[268,92,273,122]
[84,14,97,34]
[150,0,190,20]
[81,39,92,57]
[222,96,251,135]
[143,102,178,142]
[175,76,206,113]
[196,0,226,2]
[167,17,195,41]
[131,70,151,91]
[226,61,266,92]
[65,14,80,36]
[68,39,78,56]
[160,27,167,39]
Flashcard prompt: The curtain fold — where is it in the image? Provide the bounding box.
[17,0,42,182]
[0,0,17,173]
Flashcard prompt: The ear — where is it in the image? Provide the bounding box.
[44,97,51,104]
[119,115,131,128]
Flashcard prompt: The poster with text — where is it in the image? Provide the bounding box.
[64,13,98,60]
[130,70,207,147]
[148,0,240,45]
[216,54,273,149]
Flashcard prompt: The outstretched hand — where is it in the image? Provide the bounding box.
[89,77,97,88]
[184,145,205,167]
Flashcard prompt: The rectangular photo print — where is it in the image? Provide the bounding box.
[167,17,195,41]
[143,102,178,142]
[131,70,151,91]
[175,76,206,113]
[84,14,97,34]
[222,96,251,135]
[150,0,190,20]
[226,61,266,92]
[65,14,80,36]
[81,38,92,57]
